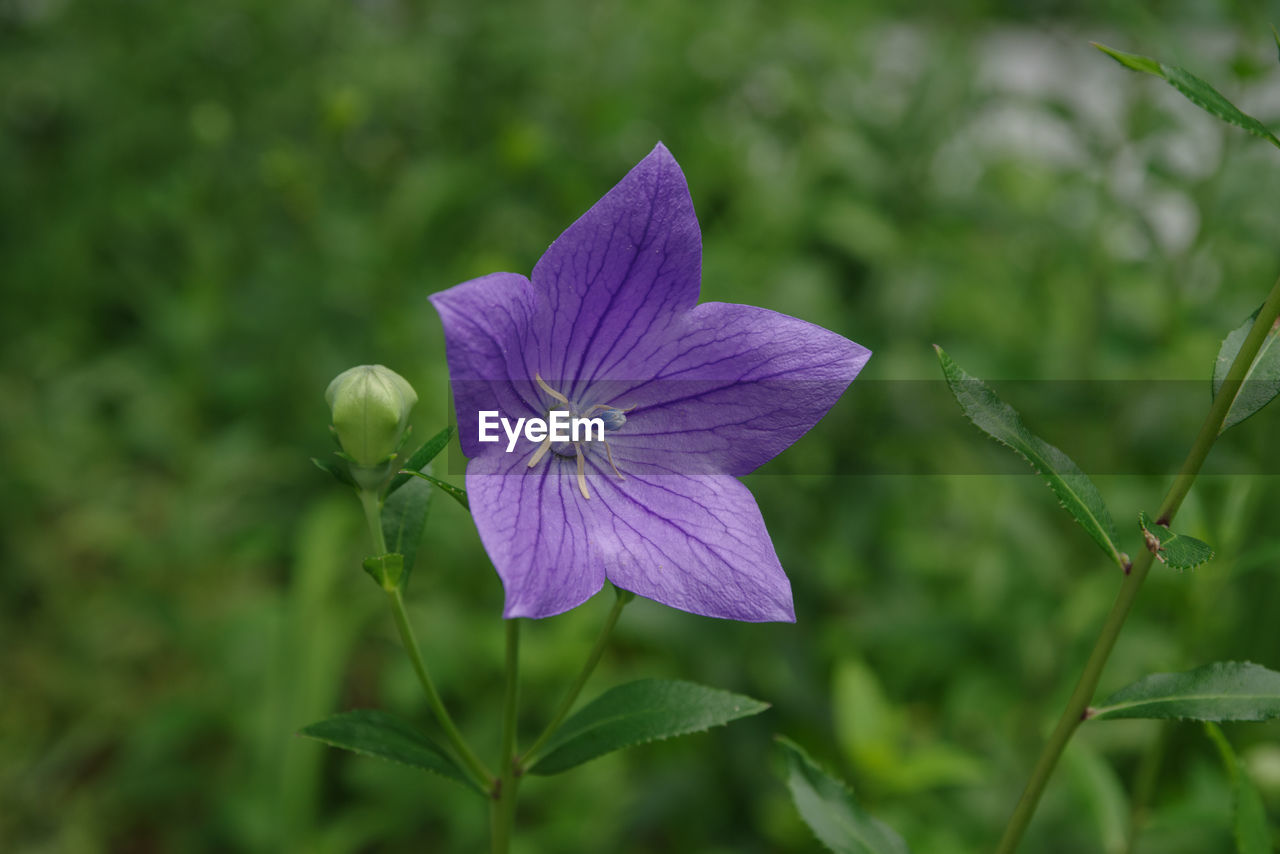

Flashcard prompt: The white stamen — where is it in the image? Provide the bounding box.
[527,435,552,468]
[575,442,590,499]
[535,373,569,404]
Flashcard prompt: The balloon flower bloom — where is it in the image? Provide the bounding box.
[431,144,869,621]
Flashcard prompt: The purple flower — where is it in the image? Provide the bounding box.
[430,144,869,622]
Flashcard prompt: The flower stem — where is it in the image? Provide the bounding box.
[359,487,388,555]
[520,587,631,770]
[357,486,493,791]
[490,620,521,854]
[994,273,1280,854]
[386,587,494,790]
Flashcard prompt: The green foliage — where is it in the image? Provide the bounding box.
[1204,723,1272,854]
[528,680,769,775]
[777,737,910,854]
[312,454,357,488]
[1139,511,1215,569]
[299,709,481,794]
[388,426,456,495]
[362,553,405,591]
[1213,308,1280,433]
[7,3,1280,851]
[832,659,982,792]
[935,346,1126,570]
[380,463,432,586]
[1062,742,1128,854]
[1091,662,1280,721]
[400,469,471,511]
[1093,43,1280,149]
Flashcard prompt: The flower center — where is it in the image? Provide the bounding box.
[527,374,629,500]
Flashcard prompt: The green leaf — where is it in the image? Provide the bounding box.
[1213,307,1280,432]
[1063,742,1128,854]
[361,553,404,591]
[298,709,481,794]
[831,659,982,793]
[528,679,769,775]
[1090,662,1280,721]
[1093,42,1280,150]
[1139,512,1215,569]
[1092,42,1162,75]
[381,462,432,587]
[934,346,1126,570]
[1273,26,1280,64]
[311,455,355,488]
[1204,723,1271,854]
[399,470,470,511]
[777,737,910,854]
[388,425,455,494]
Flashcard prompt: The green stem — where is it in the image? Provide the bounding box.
[357,486,493,791]
[359,487,387,554]
[490,620,521,854]
[387,588,494,790]
[994,273,1280,854]
[520,587,631,770]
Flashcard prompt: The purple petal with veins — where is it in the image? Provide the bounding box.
[431,143,870,621]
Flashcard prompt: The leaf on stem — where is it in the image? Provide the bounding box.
[399,469,470,511]
[1090,661,1280,721]
[1093,43,1280,149]
[1138,512,1214,569]
[311,455,356,488]
[1204,723,1271,854]
[388,425,456,494]
[381,462,432,587]
[934,346,1126,571]
[777,736,910,854]
[528,679,769,775]
[298,709,482,794]
[1212,307,1280,432]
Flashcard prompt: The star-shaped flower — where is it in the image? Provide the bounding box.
[430,144,869,621]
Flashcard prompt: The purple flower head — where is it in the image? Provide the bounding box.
[430,144,869,622]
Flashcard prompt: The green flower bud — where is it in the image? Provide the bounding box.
[325,365,418,468]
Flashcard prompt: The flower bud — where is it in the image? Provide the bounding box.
[325,365,418,468]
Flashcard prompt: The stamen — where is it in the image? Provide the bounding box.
[603,439,624,480]
[575,442,590,499]
[535,373,569,405]
[527,435,552,468]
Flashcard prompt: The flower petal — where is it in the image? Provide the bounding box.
[589,464,794,622]
[466,448,607,619]
[429,272,544,458]
[530,143,701,400]
[604,302,870,475]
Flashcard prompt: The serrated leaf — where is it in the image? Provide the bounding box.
[399,470,470,511]
[777,737,910,854]
[388,425,455,494]
[381,462,432,587]
[1139,511,1215,569]
[1090,662,1280,721]
[1093,42,1280,150]
[934,346,1126,570]
[528,679,768,775]
[1204,723,1271,854]
[311,455,356,488]
[298,709,481,793]
[1212,307,1280,432]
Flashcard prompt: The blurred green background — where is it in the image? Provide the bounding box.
[5,1,1280,851]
